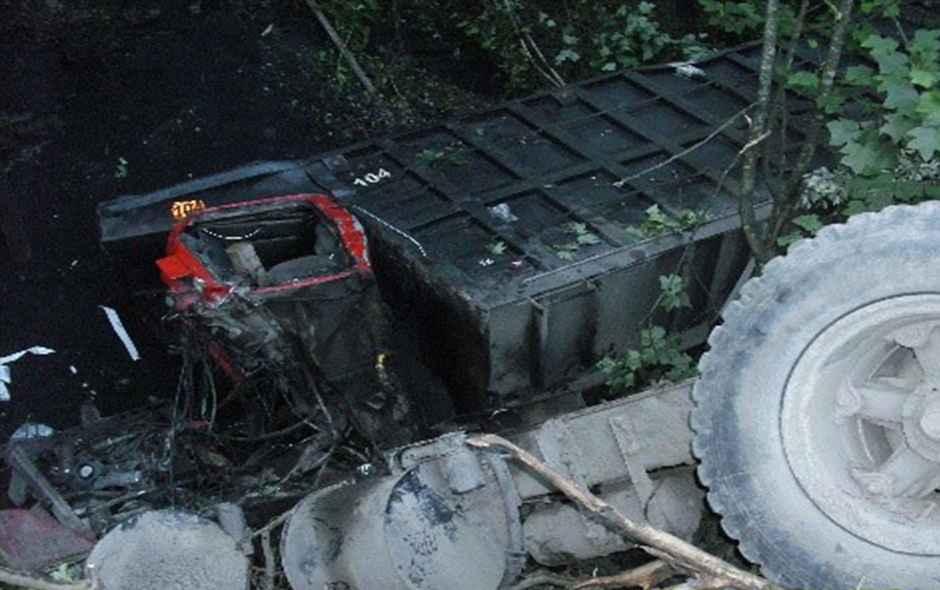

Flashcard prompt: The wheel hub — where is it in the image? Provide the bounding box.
[903,385,940,461]
[782,295,940,555]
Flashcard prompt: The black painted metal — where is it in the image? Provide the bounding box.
[99,42,822,413]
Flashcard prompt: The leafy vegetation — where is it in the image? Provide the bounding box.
[449,0,713,92]
[624,204,712,241]
[487,239,508,255]
[552,221,602,260]
[777,25,940,249]
[114,157,129,179]
[698,0,767,36]
[598,325,696,391]
[598,274,696,392]
[828,30,940,174]
[415,148,468,166]
[552,221,601,260]
[659,274,693,312]
[725,0,940,263]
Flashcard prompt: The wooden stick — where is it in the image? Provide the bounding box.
[505,570,575,590]
[303,0,377,94]
[571,559,674,590]
[260,529,276,590]
[467,434,781,590]
[0,565,89,590]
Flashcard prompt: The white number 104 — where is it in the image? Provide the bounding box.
[352,167,392,187]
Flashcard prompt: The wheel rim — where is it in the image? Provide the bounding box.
[782,294,940,555]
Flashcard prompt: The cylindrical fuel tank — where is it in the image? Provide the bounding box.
[281,452,524,590]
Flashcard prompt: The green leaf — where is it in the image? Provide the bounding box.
[488,240,507,255]
[909,29,940,62]
[844,65,875,87]
[776,232,803,247]
[555,48,580,64]
[873,51,909,83]
[827,119,861,146]
[911,67,940,89]
[841,136,896,175]
[880,112,916,142]
[792,214,823,234]
[842,199,870,216]
[894,180,923,202]
[645,204,668,224]
[625,349,642,370]
[416,149,444,162]
[851,24,877,47]
[658,274,691,311]
[566,221,587,235]
[906,125,940,161]
[787,70,820,93]
[917,90,940,124]
[576,232,601,246]
[862,34,899,57]
[882,78,919,111]
[816,91,846,115]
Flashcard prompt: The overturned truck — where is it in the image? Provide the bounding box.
[11,40,935,590]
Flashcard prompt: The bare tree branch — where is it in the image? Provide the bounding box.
[614,104,755,188]
[571,559,675,590]
[467,434,781,590]
[260,529,276,590]
[505,570,576,590]
[738,0,781,264]
[762,0,811,201]
[303,0,377,94]
[773,0,855,238]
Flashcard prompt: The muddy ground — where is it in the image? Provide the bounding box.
[0,0,495,444]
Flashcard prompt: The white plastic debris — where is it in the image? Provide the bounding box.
[100,306,141,361]
[0,346,56,401]
[488,203,518,224]
[674,63,706,79]
[11,422,55,440]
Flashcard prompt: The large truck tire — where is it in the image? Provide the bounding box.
[693,203,940,589]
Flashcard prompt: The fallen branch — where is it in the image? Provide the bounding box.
[260,529,276,590]
[505,570,576,590]
[251,508,292,538]
[303,0,376,94]
[467,434,780,590]
[571,559,674,590]
[0,566,90,590]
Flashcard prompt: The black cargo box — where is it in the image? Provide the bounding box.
[100,42,823,412]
